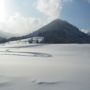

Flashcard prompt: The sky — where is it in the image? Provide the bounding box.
[0,0,90,35]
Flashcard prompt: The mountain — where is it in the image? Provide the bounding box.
[6,19,90,44]
[0,31,14,39]
[0,30,15,43]
[22,19,90,43]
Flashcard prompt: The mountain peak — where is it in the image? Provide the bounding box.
[49,19,66,26]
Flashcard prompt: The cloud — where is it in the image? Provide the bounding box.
[0,13,45,35]
[0,0,62,35]
[36,0,61,21]
[81,29,89,33]
[36,0,73,21]
[0,0,73,35]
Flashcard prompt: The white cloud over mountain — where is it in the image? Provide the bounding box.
[81,29,89,33]
[0,0,73,35]
[0,13,45,35]
[36,0,61,21]
[36,0,72,21]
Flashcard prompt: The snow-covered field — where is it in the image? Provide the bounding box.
[0,43,90,90]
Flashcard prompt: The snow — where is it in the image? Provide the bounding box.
[0,44,90,90]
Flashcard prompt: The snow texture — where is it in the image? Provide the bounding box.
[0,43,90,90]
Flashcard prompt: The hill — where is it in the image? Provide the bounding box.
[24,19,90,43]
